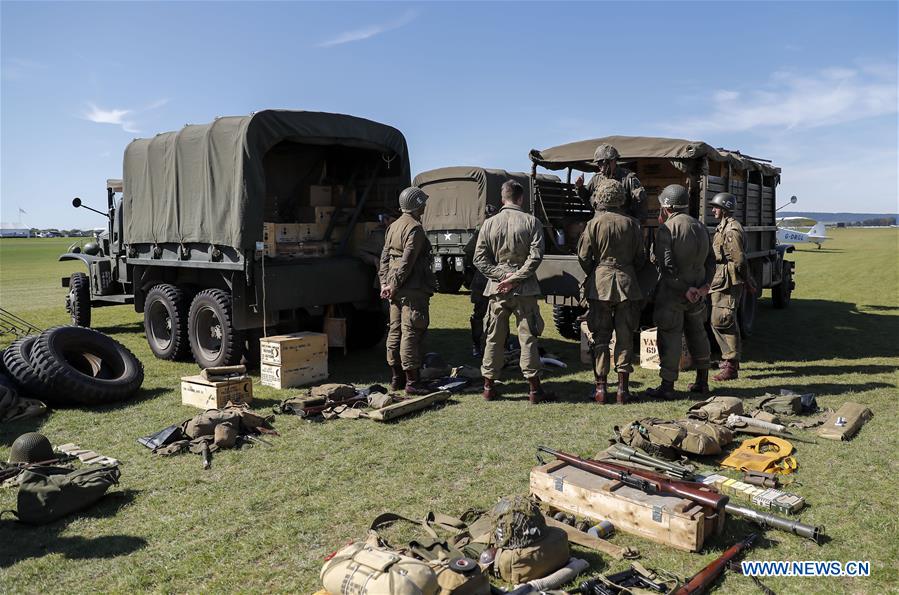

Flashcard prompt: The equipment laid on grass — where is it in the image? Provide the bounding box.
[181,365,253,409]
[541,514,636,560]
[701,474,805,514]
[0,308,41,338]
[537,447,823,543]
[0,381,47,422]
[10,464,121,525]
[724,414,818,444]
[615,418,734,459]
[569,565,675,594]
[1,326,144,406]
[817,402,873,441]
[686,396,744,422]
[604,444,695,480]
[719,436,798,474]
[674,533,756,595]
[275,384,450,422]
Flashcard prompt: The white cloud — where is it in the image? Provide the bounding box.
[672,64,897,135]
[317,10,418,48]
[82,98,169,134]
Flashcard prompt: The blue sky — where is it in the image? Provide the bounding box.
[2,1,896,228]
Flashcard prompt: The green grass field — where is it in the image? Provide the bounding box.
[1,229,897,594]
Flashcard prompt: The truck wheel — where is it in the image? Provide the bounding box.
[346,306,387,349]
[435,269,464,294]
[29,326,144,406]
[772,263,793,309]
[66,272,91,327]
[144,284,190,361]
[552,305,585,341]
[738,285,758,338]
[188,289,244,368]
[2,336,46,397]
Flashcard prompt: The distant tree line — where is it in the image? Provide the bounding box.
[842,217,897,227]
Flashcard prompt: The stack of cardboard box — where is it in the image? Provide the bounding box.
[260,332,329,389]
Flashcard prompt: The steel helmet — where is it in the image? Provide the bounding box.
[710,192,737,212]
[593,178,626,208]
[659,184,689,210]
[8,432,54,464]
[592,144,620,163]
[398,186,429,213]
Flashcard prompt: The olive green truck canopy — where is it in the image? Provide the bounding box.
[414,167,559,231]
[123,110,411,251]
[529,135,780,177]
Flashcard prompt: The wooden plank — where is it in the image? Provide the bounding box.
[530,462,720,552]
[542,515,637,560]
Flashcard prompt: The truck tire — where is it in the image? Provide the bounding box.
[144,284,190,361]
[435,269,464,294]
[66,272,91,327]
[772,263,793,309]
[2,336,46,397]
[188,289,244,368]
[552,305,585,341]
[346,306,387,350]
[29,326,144,406]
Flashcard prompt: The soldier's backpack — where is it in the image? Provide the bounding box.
[617,418,734,458]
[686,396,744,422]
[321,540,439,595]
[309,383,357,401]
[752,393,802,416]
[10,464,120,525]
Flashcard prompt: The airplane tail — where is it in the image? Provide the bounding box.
[810,222,827,238]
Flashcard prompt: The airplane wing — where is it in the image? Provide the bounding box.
[777,216,817,227]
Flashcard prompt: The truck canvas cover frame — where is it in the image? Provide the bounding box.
[123,109,410,251]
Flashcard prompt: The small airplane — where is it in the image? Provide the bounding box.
[776,218,832,249]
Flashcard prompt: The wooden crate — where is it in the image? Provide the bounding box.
[181,375,253,409]
[260,361,328,389]
[530,460,723,552]
[260,332,328,367]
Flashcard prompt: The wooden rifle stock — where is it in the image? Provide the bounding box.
[674,534,756,595]
[537,447,728,510]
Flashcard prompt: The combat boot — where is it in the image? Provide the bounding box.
[713,360,739,382]
[389,365,404,391]
[528,377,556,405]
[616,372,631,404]
[593,377,608,404]
[645,380,676,400]
[483,378,498,401]
[688,369,710,394]
[404,369,429,396]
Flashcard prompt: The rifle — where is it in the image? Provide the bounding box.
[0,454,77,482]
[538,447,824,543]
[674,534,755,594]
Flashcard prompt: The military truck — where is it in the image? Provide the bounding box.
[527,135,795,339]
[60,110,410,368]
[413,167,558,293]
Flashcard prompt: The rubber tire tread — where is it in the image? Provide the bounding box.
[188,288,244,369]
[67,272,92,327]
[144,283,190,361]
[772,265,792,310]
[552,305,585,341]
[29,326,144,406]
[1,336,47,397]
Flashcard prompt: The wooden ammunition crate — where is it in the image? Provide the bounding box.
[530,460,724,552]
[181,374,253,409]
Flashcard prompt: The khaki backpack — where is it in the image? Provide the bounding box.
[617,418,734,457]
[321,541,439,595]
[687,396,744,422]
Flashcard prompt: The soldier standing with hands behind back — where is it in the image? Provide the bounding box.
[577,179,645,404]
[709,192,751,381]
[379,187,436,396]
[645,184,715,400]
[474,180,554,404]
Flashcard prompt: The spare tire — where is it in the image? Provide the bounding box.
[2,335,46,397]
[29,326,144,406]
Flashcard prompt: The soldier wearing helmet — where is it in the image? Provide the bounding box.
[645,184,715,400]
[577,179,645,404]
[709,192,750,381]
[379,187,437,395]
[474,180,555,404]
[575,144,647,221]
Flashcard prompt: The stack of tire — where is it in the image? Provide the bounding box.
[1,326,144,407]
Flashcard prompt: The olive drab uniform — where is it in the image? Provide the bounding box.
[463,228,490,352]
[474,204,545,380]
[577,168,647,221]
[379,213,436,371]
[577,209,645,378]
[653,212,715,382]
[710,216,747,361]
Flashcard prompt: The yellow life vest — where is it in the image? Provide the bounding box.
[720,436,798,475]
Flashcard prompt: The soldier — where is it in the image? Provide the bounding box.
[577,179,645,404]
[379,187,436,395]
[463,204,498,357]
[645,184,715,400]
[575,144,647,221]
[709,192,751,381]
[474,180,554,404]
